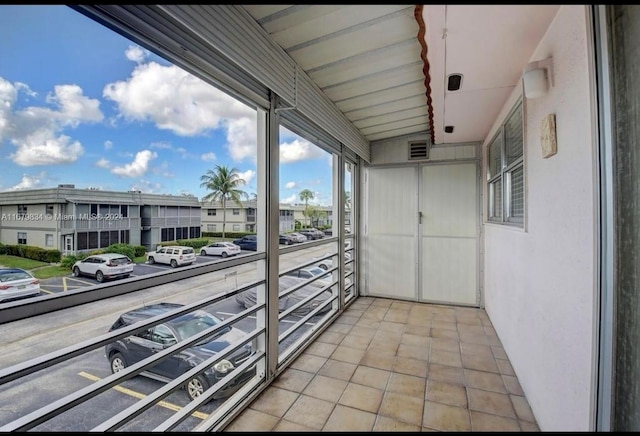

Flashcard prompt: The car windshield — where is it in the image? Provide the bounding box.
[171,311,229,342]
[109,257,130,265]
[0,270,31,282]
[308,267,326,276]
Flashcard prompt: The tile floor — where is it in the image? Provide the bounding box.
[224,296,539,432]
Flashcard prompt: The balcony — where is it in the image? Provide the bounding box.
[224,297,537,432]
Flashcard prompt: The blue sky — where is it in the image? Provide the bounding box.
[0,5,335,206]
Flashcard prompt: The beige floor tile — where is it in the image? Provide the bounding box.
[339,382,384,413]
[390,301,413,311]
[271,368,315,393]
[302,374,348,402]
[457,324,486,336]
[249,386,299,418]
[459,331,493,346]
[373,415,421,431]
[349,324,378,339]
[340,333,372,350]
[407,314,432,327]
[351,365,391,390]
[404,324,431,336]
[345,308,366,318]
[511,395,536,422]
[304,341,338,358]
[461,353,499,373]
[503,374,524,395]
[497,358,516,376]
[316,331,345,345]
[374,329,404,342]
[379,391,424,426]
[272,419,317,432]
[519,420,540,431]
[331,345,366,364]
[223,408,279,431]
[464,369,507,393]
[393,356,428,378]
[470,410,521,431]
[318,358,358,381]
[387,372,426,398]
[335,315,361,325]
[289,353,327,374]
[379,320,406,333]
[431,320,458,331]
[429,348,462,367]
[461,342,494,357]
[431,327,460,340]
[431,337,460,352]
[428,363,465,385]
[368,341,400,356]
[282,394,336,430]
[323,404,376,431]
[398,343,430,361]
[371,298,393,308]
[467,387,517,419]
[422,400,471,431]
[360,350,396,371]
[326,322,353,334]
[356,317,382,329]
[401,332,431,348]
[425,379,468,407]
[491,345,509,360]
[384,308,410,323]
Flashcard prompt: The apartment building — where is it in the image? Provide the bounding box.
[0,185,201,254]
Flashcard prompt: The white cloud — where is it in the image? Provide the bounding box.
[7,173,45,191]
[130,179,163,193]
[95,158,110,168]
[151,161,174,178]
[285,181,296,189]
[125,45,148,64]
[281,194,297,204]
[111,150,157,177]
[280,138,326,164]
[0,78,102,166]
[104,140,113,150]
[149,141,172,149]
[237,169,255,186]
[201,152,216,162]
[102,59,258,163]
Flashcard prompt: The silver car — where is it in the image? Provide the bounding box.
[0,268,41,303]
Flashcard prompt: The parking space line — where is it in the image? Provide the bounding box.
[65,277,94,285]
[40,288,54,294]
[141,263,172,270]
[63,276,67,292]
[78,371,209,420]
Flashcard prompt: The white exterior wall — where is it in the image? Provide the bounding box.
[483,6,596,431]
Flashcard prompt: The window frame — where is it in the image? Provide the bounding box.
[17,232,27,245]
[486,99,525,227]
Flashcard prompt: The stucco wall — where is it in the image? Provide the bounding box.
[482,5,596,431]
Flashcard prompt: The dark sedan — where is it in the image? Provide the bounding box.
[232,234,257,251]
[104,302,256,402]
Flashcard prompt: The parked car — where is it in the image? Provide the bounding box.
[72,253,134,283]
[147,246,196,267]
[233,235,257,251]
[279,234,295,245]
[200,242,241,258]
[235,275,332,316]
[284,266,332,285]
[104,302,256,402]
[315,251,352,270]
[298,228,325,240]
[0,268,41,303]
[288,232,308,243]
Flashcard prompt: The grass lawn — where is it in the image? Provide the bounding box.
[0,255,49,270]
[32,265,72,280]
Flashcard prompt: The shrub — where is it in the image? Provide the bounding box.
[61,254,86,269]
[2,244,61,262]
[132,245,147,257]
[104,243,135,260]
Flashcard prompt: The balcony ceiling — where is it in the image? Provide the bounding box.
[242,4,560,146]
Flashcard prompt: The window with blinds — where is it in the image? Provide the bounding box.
[486,99,524,226]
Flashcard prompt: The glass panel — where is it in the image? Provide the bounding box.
[490,178,502,220]
[488,134,503,179]
[509,165,524,221]
[505,101,523,166]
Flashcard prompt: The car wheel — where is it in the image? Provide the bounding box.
[185,375,209,402]
[318,264,328,270]
[109,352,127,374]
[148,256,155,264]
[221,252,228,258]
[170,259,178,268]
[96,270,104,283]
[200,250,207,256]
[72,266,81,277]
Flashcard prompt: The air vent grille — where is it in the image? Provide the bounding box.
[408,141,429,160]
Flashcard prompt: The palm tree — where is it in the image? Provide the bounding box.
[200,165,249,239]
[299,189,315,227]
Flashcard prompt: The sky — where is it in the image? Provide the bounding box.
[0,5,337,206]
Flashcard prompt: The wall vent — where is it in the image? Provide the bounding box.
[408,141,429,160]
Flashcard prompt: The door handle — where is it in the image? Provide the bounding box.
[418,211,423,224]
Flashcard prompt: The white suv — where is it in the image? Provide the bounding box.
[72,253,134,283]
[147,246,196,267]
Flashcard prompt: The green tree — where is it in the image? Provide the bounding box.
[200,165,249,238]
[298,189,315,227]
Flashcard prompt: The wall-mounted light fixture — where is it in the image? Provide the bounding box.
[522,57,553,99]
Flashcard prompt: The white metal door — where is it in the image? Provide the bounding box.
[420,162,479,305]
[364,162,479,305]
[364,166,418,300]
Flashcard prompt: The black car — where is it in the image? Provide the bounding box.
[279,234,295,245]
[233,234,257,251]
[104,302,255,402]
